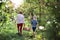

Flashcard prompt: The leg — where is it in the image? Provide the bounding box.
[32,27,36,37]
[17,24,20,33]
[19,23,23,35]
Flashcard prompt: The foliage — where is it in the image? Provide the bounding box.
[0,0,60,40]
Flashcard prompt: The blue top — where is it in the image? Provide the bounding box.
[31,20,37,27]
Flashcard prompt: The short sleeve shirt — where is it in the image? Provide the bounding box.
[16,14,24,24]
[31,20,37,27]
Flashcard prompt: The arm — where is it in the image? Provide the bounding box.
[23,15,25,27]
[36,21,39,30]
[30,20,33,30]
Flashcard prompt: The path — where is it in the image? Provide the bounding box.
[0,21,41,40]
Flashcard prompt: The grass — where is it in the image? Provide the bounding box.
[0,21,42,40]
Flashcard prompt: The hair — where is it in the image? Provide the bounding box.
[18,11,22,14]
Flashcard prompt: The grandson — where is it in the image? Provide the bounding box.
[31,15,38,37]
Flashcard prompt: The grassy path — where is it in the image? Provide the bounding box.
[0,22,42,40]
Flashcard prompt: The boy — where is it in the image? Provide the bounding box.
[31,15,38,37]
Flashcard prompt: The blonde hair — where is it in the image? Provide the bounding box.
[33,15,37,20]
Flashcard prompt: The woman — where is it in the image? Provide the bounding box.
[16,11,25,35]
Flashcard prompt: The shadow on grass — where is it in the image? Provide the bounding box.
[0,30,41,40]
[0,32,26,40]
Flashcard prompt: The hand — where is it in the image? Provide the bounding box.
[23,23,25,27]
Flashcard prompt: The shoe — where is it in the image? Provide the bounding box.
[16,33,19,35]
[19,34,22,36]
[30,35,35,38]
[30,35,33,38]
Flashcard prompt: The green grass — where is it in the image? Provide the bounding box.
[0,21,42,40]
